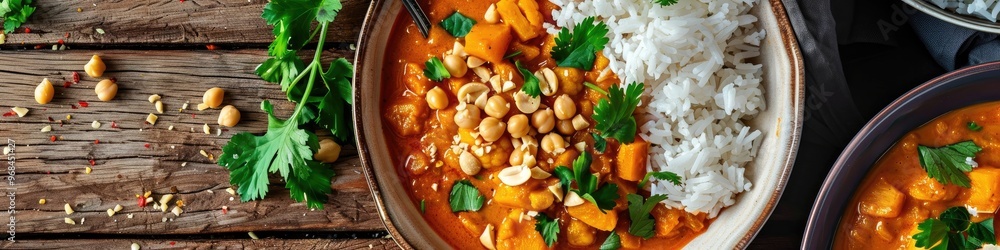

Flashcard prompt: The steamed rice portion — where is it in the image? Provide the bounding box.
[547,0,766,218]
[927,0,1000,22]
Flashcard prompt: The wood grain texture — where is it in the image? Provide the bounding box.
[1,238,398,250]
[0,49,382,234]
[2,0,370,46]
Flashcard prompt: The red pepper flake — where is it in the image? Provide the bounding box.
[206,44,218,50]
[71,72,80,83]
[111,121,119,128]
[144,143,150,149]
[65,32,70,38]
[2,111,14,117]
[109,77,117,83]
[221,207,228,214]
[78,100,89,107]
[89,159,95,166]
[49,136,56,142]
[70,104,78,109]
[94,140,99,144]
[57,39,64,45]
[63,81,72,88]
[33,44,42,49]
[24,27,30,33]
[170,242,176,246]
[137,196,147,208]
[47,116,54,122]
[191,114,196,119]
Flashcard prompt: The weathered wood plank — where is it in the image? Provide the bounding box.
[0,50,383,234]
[1,238,399,250]
[2,0,371,46]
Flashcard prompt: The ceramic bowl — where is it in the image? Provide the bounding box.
[904,0,1000,34]
[802,61,1000,248]
[353,0,805,248]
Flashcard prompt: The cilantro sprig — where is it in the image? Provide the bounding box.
[590,83,644,144]
[516,61,541,97]
[449,180,485,212]
[638,171,682,188]
[0,0,34,34]
[440,12,476,38]
[654,0,679,6]
[917,141,982,188]
[553,152,620,212]
[219,0,351,210]
[912,206,995,250]
[627,194,669,239]
[423,57,451,82]
[534,213,560,247]
[552,16,609,70]
[968,121,982,131]
[600,232,622,250]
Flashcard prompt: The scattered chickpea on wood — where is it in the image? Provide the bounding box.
[314,139,342,163]
[203,87,225,109]
[94,79,118,101]
[84,54,106,78]
[34,78,54,104]
[217,105,241,127]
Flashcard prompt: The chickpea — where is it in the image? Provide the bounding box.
[34,78,54,104]
[84,54,106,78]
[314,139,342,163]
[478,117,506,142]
[509,147,525,166]
[553,94,576,120]
[541,133,566,154]
[557,119,575,135]
[507,114,530,138]
[443,54,468,78]
[455,105,482,129]
[531,108,555,134]
[94,79,118,101]
[203,87,225,109]
[425,86,449,110]
[217,105,241,127]
[485,95,509,118]
[554,67,584,95]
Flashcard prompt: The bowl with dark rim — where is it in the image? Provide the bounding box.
[353,0,805,248]
[803,61,1000,248]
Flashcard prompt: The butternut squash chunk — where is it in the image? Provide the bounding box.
[858,179,905,218]
[908,175,958,202]
[496,0,539,41]
[402,63,432,96]
[566,201,618,231]
[465,24,513,64]
[384,95,428,137]
[517,0,544,29]
[496,209,548,250]
[616,136,649,181]
[494,184,533,209]
[566,218,596,246]
[965,167,1000,213]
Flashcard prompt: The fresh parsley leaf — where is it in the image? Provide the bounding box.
[654,0,679,6]
[449,180,485,212]
[638,171,682,188]
[552,16,609,70]
[599,232,622,250]
[423,57,451,82]
[534,213,560,247]
[0,0,33,34]
[553,166,574,197]
[968,121,983,131]
[516,61,541,97]
[591,132,607,153]
[315,0,343,23]
[917,141,982,187]
[440,12,476,37]
[219,101,334,209]
[257,52,308,92]
[314,58,355,142]
[582,184,620,213]
[420,199,426,214]
[569,152,619,212]
[627,194,668,239]
[912,206,995,250]
[593,83,644,144]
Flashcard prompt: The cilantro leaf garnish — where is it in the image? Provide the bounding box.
[552,16,609,70]
[591,132,607,153]
[440,12,476,37]
[516,61,541,97]
[968,121,983,131]
[654,0,679,6]
[557,152,619,212]
[917,141,982,188]
[419,199,426,214]
[913,206,996,249]
[0,0,34,34]
[221,0,351,209]
[638,171,682,188]
[627,194,668,239]
[534,213,560,247]
[423,57,451,82]
[449,180,485,212]
[599,232,622,250]
[593,83,644,144]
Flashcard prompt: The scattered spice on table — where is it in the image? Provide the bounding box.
[78,100,88,107]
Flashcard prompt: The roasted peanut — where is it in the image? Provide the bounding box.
[444,54,468,78]
[455,104,482,129]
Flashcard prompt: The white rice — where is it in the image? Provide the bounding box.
[547,0,765,218]
[928,0,1000,22]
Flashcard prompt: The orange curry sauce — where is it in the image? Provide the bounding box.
[380,0,710,249]
[835,102,1000,249]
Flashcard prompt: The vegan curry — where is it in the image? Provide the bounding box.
[380,0,711,249]
[836,102,1000,249]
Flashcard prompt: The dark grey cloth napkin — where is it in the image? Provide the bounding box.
[911,11,1000,70]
